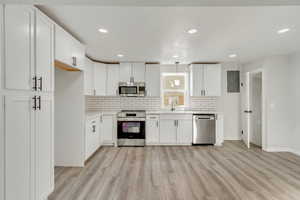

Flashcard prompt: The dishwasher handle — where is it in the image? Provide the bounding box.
[194,115,215,120]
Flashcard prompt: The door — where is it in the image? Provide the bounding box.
[177,119,193,144]
[119,63,131,82]
[159,119,177,144]
[241,72,250,148]
[145,64,160,96]
[132,63,145,82]
[106,64,120,96]
[94,63,107,96]
[4,6,34,90]
[35,12,54,92]
[35,95,54,199]
[84,58,94,95]
[191,64,204,96]
[101,115,114,144]
[203,64,221,96]
[146,115,160,144]
[4,95,34,200]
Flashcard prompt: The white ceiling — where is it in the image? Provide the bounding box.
[39,6,300,64]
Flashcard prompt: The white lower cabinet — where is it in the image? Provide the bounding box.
[177,118,193,144]
[147,114,193,145]
[146,115,160,144]
[100,114,115,145]
[159,119,177,144]
[4,95,53,200]
[85,116,100,160]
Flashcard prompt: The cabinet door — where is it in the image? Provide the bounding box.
[159,119,177,144]
[203,64,221,96]
[55,25,72,66]
[94,63,107,96]
[145,64,160,96]
[35,95,54,199]
[71,39,85,70]
[132,63,145,82]
[84,58,94,95]
[191,64,204,96]
[100,115,114,144]
[177,119,193,144]
[119,63,131,82]
[4,95,34,200]
[85,118,99,159]
[106,64,119,96]
[35,11,54,92]
[4,6,34,90]
[146,116,159,144]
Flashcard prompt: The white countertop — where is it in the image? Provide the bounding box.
[86,110,222,117]
[146,110,222,115]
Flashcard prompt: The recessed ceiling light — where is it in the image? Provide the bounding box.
[277,28,290,34]
[98,28,108,33]
[229,54,237,58]
[187,29,198,34]
[117,54,124,58]
[172,55,179,58]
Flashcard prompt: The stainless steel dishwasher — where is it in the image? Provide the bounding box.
[193,114,216,145]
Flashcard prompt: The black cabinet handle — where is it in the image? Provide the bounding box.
[38,77,43,91]
[32,96,37,110]
[92,125,96,133]
[32,76,37,91]
[37,96,41,110]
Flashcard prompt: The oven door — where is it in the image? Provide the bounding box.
[117,120,145,139]
[119,86,138,96]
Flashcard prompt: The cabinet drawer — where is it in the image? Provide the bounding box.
[146,115,159,120]
[160,114,192,120]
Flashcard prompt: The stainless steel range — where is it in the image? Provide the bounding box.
[117,110,146,147]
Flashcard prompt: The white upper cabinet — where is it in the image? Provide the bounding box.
[203,64,222,96]
[55,25,85,69]
[191,64,204,96]
[132,62,145,82]
[4,6,54,92]
[106,64,120,96]
[35,11,54,92]
[83,58,94,95]
[119,63,131,82]
[191,64,221,96]
[4,5,34,90]
[145,64,160,97]
[94,63,107,96]
[119,62,145,82]
[55,26,72,66]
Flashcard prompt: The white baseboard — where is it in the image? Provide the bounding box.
[290,148,300,156]
[265,146,292,152]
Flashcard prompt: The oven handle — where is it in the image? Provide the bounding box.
[117,118,145,122]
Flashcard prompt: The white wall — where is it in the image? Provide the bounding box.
[217,62,241,140]
[55,68,85,166]
[242,55,293,150]
[288,52,300,154]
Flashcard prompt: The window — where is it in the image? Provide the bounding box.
[161,73,189,108]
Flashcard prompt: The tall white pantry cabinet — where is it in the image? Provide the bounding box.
[0,5,54,200]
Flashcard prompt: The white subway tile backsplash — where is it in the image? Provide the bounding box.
[86,96,216,112]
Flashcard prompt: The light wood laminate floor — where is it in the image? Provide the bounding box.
[49,141,300,200]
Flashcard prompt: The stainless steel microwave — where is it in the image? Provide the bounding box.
[118,82,146,97]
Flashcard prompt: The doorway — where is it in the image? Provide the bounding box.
[241,69,265,150]
[249,72,262,148]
